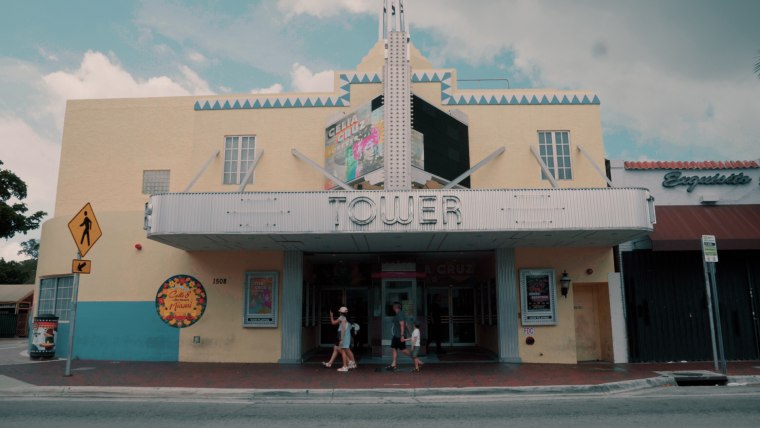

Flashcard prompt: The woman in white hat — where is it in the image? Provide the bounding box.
[323,306,357,371]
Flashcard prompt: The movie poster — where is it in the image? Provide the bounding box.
[244,272,279,327]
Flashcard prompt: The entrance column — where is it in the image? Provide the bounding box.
[496,248,521,363]
[279,250,303,364]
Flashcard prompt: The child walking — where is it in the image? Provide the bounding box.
[403,320,424,372]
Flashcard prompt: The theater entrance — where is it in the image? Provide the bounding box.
[305,252,497,361]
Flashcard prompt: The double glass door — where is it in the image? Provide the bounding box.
[427,287,476,346]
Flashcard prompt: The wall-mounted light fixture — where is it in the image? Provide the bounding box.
[559,270,572,298]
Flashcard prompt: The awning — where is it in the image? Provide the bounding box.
[650,205,760,251]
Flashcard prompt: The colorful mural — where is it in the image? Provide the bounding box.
[155,275,207,328]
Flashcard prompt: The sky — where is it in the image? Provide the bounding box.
[1,0,759,261]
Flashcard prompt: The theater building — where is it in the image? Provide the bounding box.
[35,3,653,364]
[610,160,760,362]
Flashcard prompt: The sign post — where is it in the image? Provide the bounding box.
[701,235,726,374]
[64,203,102,376]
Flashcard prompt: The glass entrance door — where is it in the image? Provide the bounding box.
[382,279,416,346]
[427,287,476,347]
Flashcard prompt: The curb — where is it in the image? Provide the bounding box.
[0,376,681,403]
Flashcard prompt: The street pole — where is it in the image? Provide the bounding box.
[64,251,81,377]
[702,259,720,372]
[701,235,726,375]
[708,262,727,374]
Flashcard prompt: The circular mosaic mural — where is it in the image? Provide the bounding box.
[155,274,207,328]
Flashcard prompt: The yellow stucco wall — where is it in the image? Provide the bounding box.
[515,247,614,364]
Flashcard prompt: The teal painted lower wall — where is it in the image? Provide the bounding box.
[53,301,179,361]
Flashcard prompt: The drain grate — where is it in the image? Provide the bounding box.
[655,370,728,386]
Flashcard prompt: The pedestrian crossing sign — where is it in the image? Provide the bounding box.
[67,202,102,257]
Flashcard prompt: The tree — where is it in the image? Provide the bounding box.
[18,238,40,259]
[0,160,46,239]
[0,258,36,284]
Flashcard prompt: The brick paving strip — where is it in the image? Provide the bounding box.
[0,360,758,390]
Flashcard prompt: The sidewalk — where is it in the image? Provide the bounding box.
[1,356,759,401]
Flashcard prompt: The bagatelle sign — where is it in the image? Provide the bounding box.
[662,171,752,192]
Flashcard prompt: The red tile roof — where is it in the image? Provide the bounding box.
[625,160,759,170]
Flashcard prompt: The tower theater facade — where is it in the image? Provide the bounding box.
[35,2,654,364]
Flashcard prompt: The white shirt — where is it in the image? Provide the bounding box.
[411,328,420,347]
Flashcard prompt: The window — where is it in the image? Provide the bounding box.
[142,170,170,194]
[223,136,256,185]
[38,276,74,321]
[538,131,572,180]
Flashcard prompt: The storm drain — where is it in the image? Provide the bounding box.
[656,370,727,386]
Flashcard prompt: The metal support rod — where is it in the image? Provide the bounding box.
[529,146,559,189]
[703,259,719,372]
[443,146,505,189]
[291,149,353,190]
[237,150,265,192]
[64,252,81,377]
[703,261,727,374]
[708,263,728,374]
[183,149,220,192]
[577,145,613,187]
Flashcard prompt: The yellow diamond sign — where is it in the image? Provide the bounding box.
[68,203,102,257]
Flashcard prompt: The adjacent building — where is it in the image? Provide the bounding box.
[610,160,760,362]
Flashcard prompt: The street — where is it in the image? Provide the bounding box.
[1,385,759,427]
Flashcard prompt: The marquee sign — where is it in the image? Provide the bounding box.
[155,274,207,328]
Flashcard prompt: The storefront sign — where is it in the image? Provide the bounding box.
[243,271,278,327]
[329,194,462,227]
[520,269,557,326]
[155,274,207,328]
[662,171,752,192]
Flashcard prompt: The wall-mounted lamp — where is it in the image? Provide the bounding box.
[559,270,572,298]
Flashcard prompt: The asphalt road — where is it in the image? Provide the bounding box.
[1,385,759,428]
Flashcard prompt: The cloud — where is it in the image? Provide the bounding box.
[43,50,200,100]
[248,64,334,94]
[290,63,334,92]
[277,0,376,18]
[251,83,284,94]
[276,0,760,160]
[136,0,302,75]
[40,50,213,128]
[419,1,760,160]
[0,115,59,262]
[186,50,206,64]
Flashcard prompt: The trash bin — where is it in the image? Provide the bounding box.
[30,314,58,359]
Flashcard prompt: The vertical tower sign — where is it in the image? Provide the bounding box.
[383,0,412,190]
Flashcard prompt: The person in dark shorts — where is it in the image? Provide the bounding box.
[388,302,410,370]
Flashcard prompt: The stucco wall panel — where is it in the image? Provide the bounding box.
[56,98,195,216]
[515,247,614,363]
[177,251,284,363]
